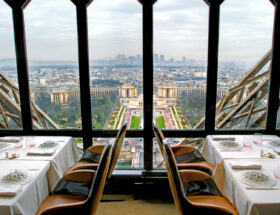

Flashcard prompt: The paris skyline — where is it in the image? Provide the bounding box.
[0,0,275,62]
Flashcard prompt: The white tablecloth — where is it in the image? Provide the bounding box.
[0,160,50,215]
[212,159,280,215]
[0,136,82,191]
[201,135,280,166]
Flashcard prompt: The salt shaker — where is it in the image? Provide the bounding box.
[5,152,9,158]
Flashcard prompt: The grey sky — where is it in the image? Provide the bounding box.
[0,0,275,62]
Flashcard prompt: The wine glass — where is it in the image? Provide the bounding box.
[25,137,36,149]
[243,136,252,148]
[14,142,23,149]
[253,133,262,145]
[274,163,280,180]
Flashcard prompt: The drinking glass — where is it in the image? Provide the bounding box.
[243,136,252,148]
[274,163,280,180]
[25,137,36,148]
[14,142,23,149]
[253,133,262,145]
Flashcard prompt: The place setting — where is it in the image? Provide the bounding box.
[0,142,16,153]
[215,140,244,151]
[0,137,24,152]
[239,170,279,190]
[0,169,34,196]
[229,159,280,190]
[262,140,280,155]
[26,140,60,156]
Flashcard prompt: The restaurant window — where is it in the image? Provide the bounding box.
[153,0,208,131]
[216,0,274,130]
[92,137,143,169]
[25,0,81,130]
[0,0,279,174]
[0,1,22,130]
[88,0,143,130]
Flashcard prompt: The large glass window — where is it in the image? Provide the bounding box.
[92,137,143,169]
[153,0,208,130]
[0,1,22,129]
[25,0,81,129]
[0,0,279,174]
[216,0,274,130]
[88,0,143,130]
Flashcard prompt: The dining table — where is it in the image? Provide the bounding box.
[0,136,82,215]
[201,134,280,215]
[212,158,280,215]
[0,160,50,215]
[202,135,280,166]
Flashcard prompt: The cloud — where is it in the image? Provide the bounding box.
[0,0,275,61]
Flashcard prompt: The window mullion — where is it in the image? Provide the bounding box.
[267,0,280,131]
[5,0,33,132]
[71,0,93,149]
[204,0,224,133]
[139,0,156,171]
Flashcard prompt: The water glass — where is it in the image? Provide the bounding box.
[243,136,252,148]
[253,133,262,145]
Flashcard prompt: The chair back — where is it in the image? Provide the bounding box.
[84,142,113,215]
[107,122,128,178]
[153,122,165,154]
[161,140,187,215]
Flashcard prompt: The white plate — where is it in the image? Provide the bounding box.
[37,141,59,149]
[264,140,280,149]
[239,170,277,188]
[216,141,243,150]
[0,169,32,185]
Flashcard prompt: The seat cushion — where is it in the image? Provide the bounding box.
[187,195,239,215]
[36,194,87,215]
[177,161,215,173]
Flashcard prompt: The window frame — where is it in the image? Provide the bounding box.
[2,0,280,173]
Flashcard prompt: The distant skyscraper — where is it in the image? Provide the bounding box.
[160,54,165,62]
[153,53,159,63]
[128,56,135,64]
[136,54,142,64]
[117,54,126,63]
[182,56,186,62]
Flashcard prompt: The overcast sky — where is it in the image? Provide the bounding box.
[0,0,275,62]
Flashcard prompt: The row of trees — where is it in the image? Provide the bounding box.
[179,91,206,127]
[35,91,118,129]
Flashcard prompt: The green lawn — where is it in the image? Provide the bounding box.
[116,162,132,168]
[130,116,140,129]
[156,116,166,129]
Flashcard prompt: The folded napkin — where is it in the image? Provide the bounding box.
[211,136,235,141]
[0,137,22,143]
[230,162,262,170]
[0,185,22,196]
[27,148,56,156]
[246,186,280,190]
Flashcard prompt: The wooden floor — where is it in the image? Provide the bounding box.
[96,195,178,215]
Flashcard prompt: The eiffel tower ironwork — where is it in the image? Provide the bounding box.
[0,72,59,129]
